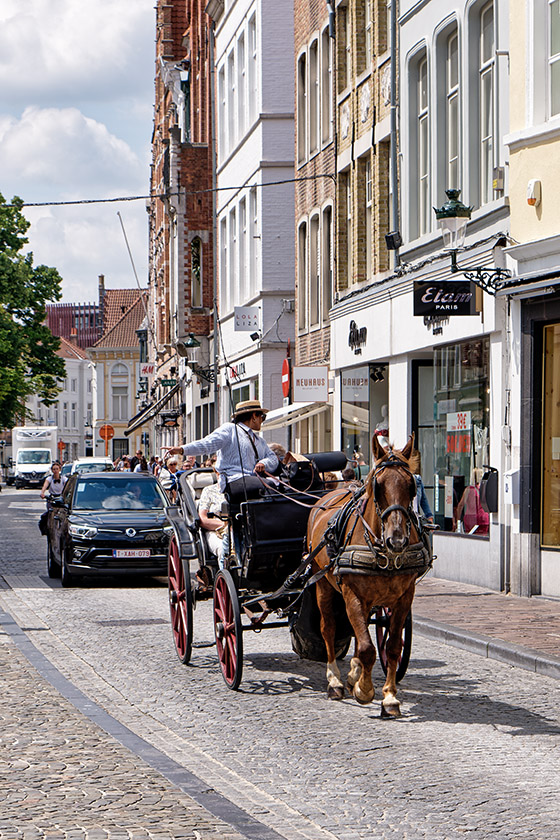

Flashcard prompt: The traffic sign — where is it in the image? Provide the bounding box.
[281,358,290,398]
[161,379,177,386]
[99,424,115,441]
[57,440,66,451]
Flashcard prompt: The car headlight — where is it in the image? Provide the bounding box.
[69,523,98,539]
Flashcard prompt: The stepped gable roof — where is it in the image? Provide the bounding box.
[92,294,146,349]
[55,336,88,360]
[102,289,143,334]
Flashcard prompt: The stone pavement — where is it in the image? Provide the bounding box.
[0,636,248,840]
[414,576,560,679]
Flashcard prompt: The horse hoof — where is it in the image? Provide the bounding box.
[327,685,345,701]
[381,700,401,718]
[352,685,374,705]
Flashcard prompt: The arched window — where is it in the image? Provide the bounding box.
[191,237,202,308]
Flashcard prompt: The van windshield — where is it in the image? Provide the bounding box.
[17,451,51,464]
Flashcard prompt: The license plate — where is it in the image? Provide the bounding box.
[112,549,151,558]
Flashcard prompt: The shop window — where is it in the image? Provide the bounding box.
[341,366,371,473]
[433,338,490,536]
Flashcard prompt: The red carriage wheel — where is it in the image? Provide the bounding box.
[168,535,193,664]
[374,607,412,683]
[213,569,243,690]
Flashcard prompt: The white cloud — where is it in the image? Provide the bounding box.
[0,0,154,106]
[0,106,144,196]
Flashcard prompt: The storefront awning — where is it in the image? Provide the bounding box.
[263,401,330,431]
[124,382,182,436]
[496,269,560,297]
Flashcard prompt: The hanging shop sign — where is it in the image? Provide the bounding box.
[348,320,368,354]
[234,306,260,331]
[140,363,155,376]
[413,281,477,316]
[292,366,329,402]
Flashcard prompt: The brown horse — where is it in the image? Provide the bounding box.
[306,434,429,717]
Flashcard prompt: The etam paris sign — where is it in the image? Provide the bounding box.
[413,280,477,316]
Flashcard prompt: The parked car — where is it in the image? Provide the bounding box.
[46,472,173,586]
[70,456,115,475]
[60,462,73,479]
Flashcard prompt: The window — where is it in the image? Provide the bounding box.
[479,2,494,205]
[218,66,226,158]
[418,56,430,235]
[321,205,333,322]
[248,14,258,124]
[87,404,92,426]
[229,208,237,302]
[297,53,307,164]
[220,217,228,311]
[113,363,128,376]
[297,222,308,331]
[112,386,128,421]
[446,31,459,188]
[249,187,258,298]
[309,40,319,155]
[71,378,77,392]
[365,0,372,69]
[549,0,560,116]
[433,339,490,536]
[71,402,77,429]
[365,158,373,280]
[63,402,68,429]
[238,32,246,138]
[309,214,320,327]
[321,28,332,144]
[239,198,247,302]
[228,49,236,148]
[344,6,352,89]
[191,237,202,308]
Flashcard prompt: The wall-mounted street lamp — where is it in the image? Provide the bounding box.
[434,189,511,295]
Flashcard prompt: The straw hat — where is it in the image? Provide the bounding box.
[232,399,269,420]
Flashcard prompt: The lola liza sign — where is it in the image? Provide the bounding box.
[413,280,477,316]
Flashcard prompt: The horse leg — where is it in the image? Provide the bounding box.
[342,587,376,705]
[381,590,415,717]
[316,579,345,700]
[346,638,362,695]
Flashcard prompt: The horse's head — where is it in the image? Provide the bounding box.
[367,434,417,554]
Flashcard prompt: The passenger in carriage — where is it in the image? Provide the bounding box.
[197,479,228,568]
[164,399,279,504]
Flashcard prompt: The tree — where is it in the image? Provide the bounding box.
[0,192,66,428]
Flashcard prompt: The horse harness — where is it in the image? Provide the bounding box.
[310,456,433,581]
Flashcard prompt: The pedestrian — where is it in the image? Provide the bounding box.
[130,449,143,471]
[134,455,149,473]
[39,462,67,535]
[158,457,179,502]
[148,455,157,474]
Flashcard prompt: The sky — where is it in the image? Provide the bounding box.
[0,0,155,303]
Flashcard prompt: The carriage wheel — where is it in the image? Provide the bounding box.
[168,535,193,664]
[213,569,243,690]
[374,608,412,683]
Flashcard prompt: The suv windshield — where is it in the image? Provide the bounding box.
[73,478,166,511]
[18,451,51,464]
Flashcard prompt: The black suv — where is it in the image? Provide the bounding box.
[46,472,172,586]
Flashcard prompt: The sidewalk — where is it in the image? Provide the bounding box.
[414,576,560,680]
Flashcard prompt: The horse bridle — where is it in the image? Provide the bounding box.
[368,455,417,549]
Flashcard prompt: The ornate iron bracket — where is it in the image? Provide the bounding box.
[187,362,216,382]
[450,251,512,296]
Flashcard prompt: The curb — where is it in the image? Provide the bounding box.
[414,617,560,680]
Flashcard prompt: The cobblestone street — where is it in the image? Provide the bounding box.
[1,487,560,840]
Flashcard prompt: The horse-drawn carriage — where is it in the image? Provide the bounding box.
[166,437,434,716]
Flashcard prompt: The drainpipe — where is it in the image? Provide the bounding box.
[390,0,400,268]
[209,19,219,422]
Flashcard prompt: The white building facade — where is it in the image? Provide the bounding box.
[209,0,296,441]
[330,0,513,592]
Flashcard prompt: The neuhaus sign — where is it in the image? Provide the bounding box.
[413,280,477,316]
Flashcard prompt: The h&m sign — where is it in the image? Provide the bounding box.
[413,281,477,316]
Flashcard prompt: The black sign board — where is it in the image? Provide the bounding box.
[413,280,477,316]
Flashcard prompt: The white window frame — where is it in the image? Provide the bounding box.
[248,14,258,125]
[365,0,372,69]
[297,51,307,164]
[238,32,246,139]
[321,27,333,145]
[321,204,333,324]
[365,157,373,280]
[297,221,308,332]
[479,2,494,206]
[229,207,237,303]
[549,0,560,117]
[309,213,320,327]
[446,30,460,189]
[249,186,258,298]
[220,217,228,312]
[239,197,247,303]
[417,55,430,235]
[218,65,226,159]
[227,49,236,149]
[309,39,319,155]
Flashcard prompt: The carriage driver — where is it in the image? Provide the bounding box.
[164,399,279,504]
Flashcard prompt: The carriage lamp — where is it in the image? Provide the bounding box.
[434,189,511,295]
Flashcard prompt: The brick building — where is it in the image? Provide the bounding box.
[145,0,215,452]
